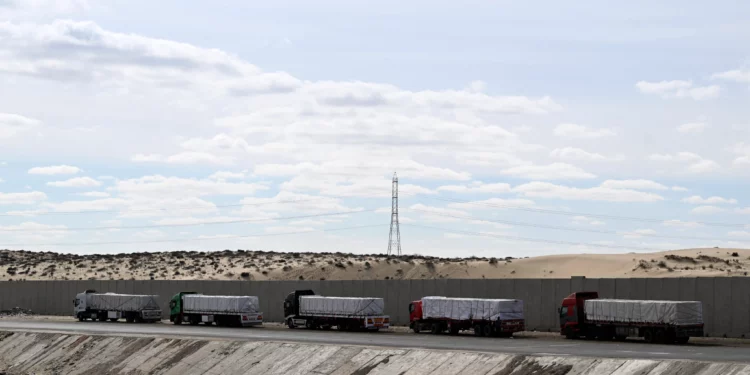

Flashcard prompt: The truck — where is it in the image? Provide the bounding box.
[559,292,704,344]
[283,290,390,331]
[169,292,263,327]
[73,290,161,323]
[409,296,525,337]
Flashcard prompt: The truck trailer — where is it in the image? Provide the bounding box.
[559,292,704,344]
[409,296,525,337]
[73,290,162,323]
[169,292,263,327]
[283,290,390,331]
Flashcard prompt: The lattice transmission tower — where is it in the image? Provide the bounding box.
[387,172,402,256]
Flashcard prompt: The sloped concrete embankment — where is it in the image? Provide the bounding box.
[0,331,748,375]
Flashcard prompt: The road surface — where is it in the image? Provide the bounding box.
[0,320,748,363]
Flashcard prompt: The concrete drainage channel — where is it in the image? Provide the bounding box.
[0,331,749,375]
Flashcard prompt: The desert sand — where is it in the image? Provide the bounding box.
[1,247,749,281]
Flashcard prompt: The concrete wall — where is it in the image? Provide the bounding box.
[1,277,748,338]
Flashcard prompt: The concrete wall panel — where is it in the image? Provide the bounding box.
[540,279,557,331]
[678,278,696,301]
[695,278,715,336]
[714,277,732,337]
[383,280,397,322]
[395,280,411,325]
[422,279,437,298]
[630,278,647,299]
[614,279,630,299]
[646,278,663,300]
[582,278,600,294]
[598,279,616,299]
[730,278,750,338]
[661,278,680,301]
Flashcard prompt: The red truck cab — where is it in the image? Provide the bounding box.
[408,300,423,325]
[559,291,598,338]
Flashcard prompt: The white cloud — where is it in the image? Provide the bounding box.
[712,69,750,83]
[549,147,623,162]
[0,113,41,139]
[444,233,467,239]
[676,122,707,134]
[0,191,47,205]
[47,176,101,188]
[728,231,750,238]
[134,229,166,238]
[437,182,512,194]
[600,179,668,191]
[513,182,664,202]
[662,220,702,229]
[690,206,726,215]
[501,163,596,180]
[132,152,234,165]
[255,159,470,181]
[682,195,737,205]
[553,123,616,139]
[115,175,268,199]
[623,229,657,239]
[208,171,245,181]
[671,186,689,192]
[572,216,605,226]
[446,197,536,211]
[730,143,750,166]
[635,80,720,100]
[78,191,110,198]
[648,152,720,173]
[736,207,750,215]
[28,165,81,175]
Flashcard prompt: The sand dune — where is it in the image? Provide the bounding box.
[0,247,748,282]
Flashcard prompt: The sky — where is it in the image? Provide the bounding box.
[0,0,748,257]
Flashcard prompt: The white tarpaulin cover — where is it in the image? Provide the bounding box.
[299,296,384,317]
[183,295,260,314]
[421,296,524,321]
[87,293,160,312]
[585,299,703,325]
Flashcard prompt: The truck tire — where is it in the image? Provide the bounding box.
[615,335,627,341]
[675,337,689,345]
[410,322,420,334]
[483,325,493,337]
[287,318,295,329]
[109,318,118,322]
[473,324,483,337]
[431,323,442,335]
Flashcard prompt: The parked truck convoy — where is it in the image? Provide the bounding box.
[169,292,263,327]
[409,296,525,337]
[73,290,161,323]
[283,290,390,331]
[559,292,704,344]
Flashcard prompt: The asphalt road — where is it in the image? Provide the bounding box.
[1,320,748,364]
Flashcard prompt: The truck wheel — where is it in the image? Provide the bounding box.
[482,325,492,337]
[410,322,421,334]
[473,325,483,337]
[675,337,689,345]
[205,321,213,326]
[109,318,118,322]
[643,329,654,343]
[615,335,627,341]
[431,324,442,335]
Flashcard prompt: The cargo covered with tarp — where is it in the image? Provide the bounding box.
[584,299,703,326]
[421,296,524,321]
[299,296,384,317]
[183,295,260,314]
[87,293,161,312]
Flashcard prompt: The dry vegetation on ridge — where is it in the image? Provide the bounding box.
[0,247,749,282]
